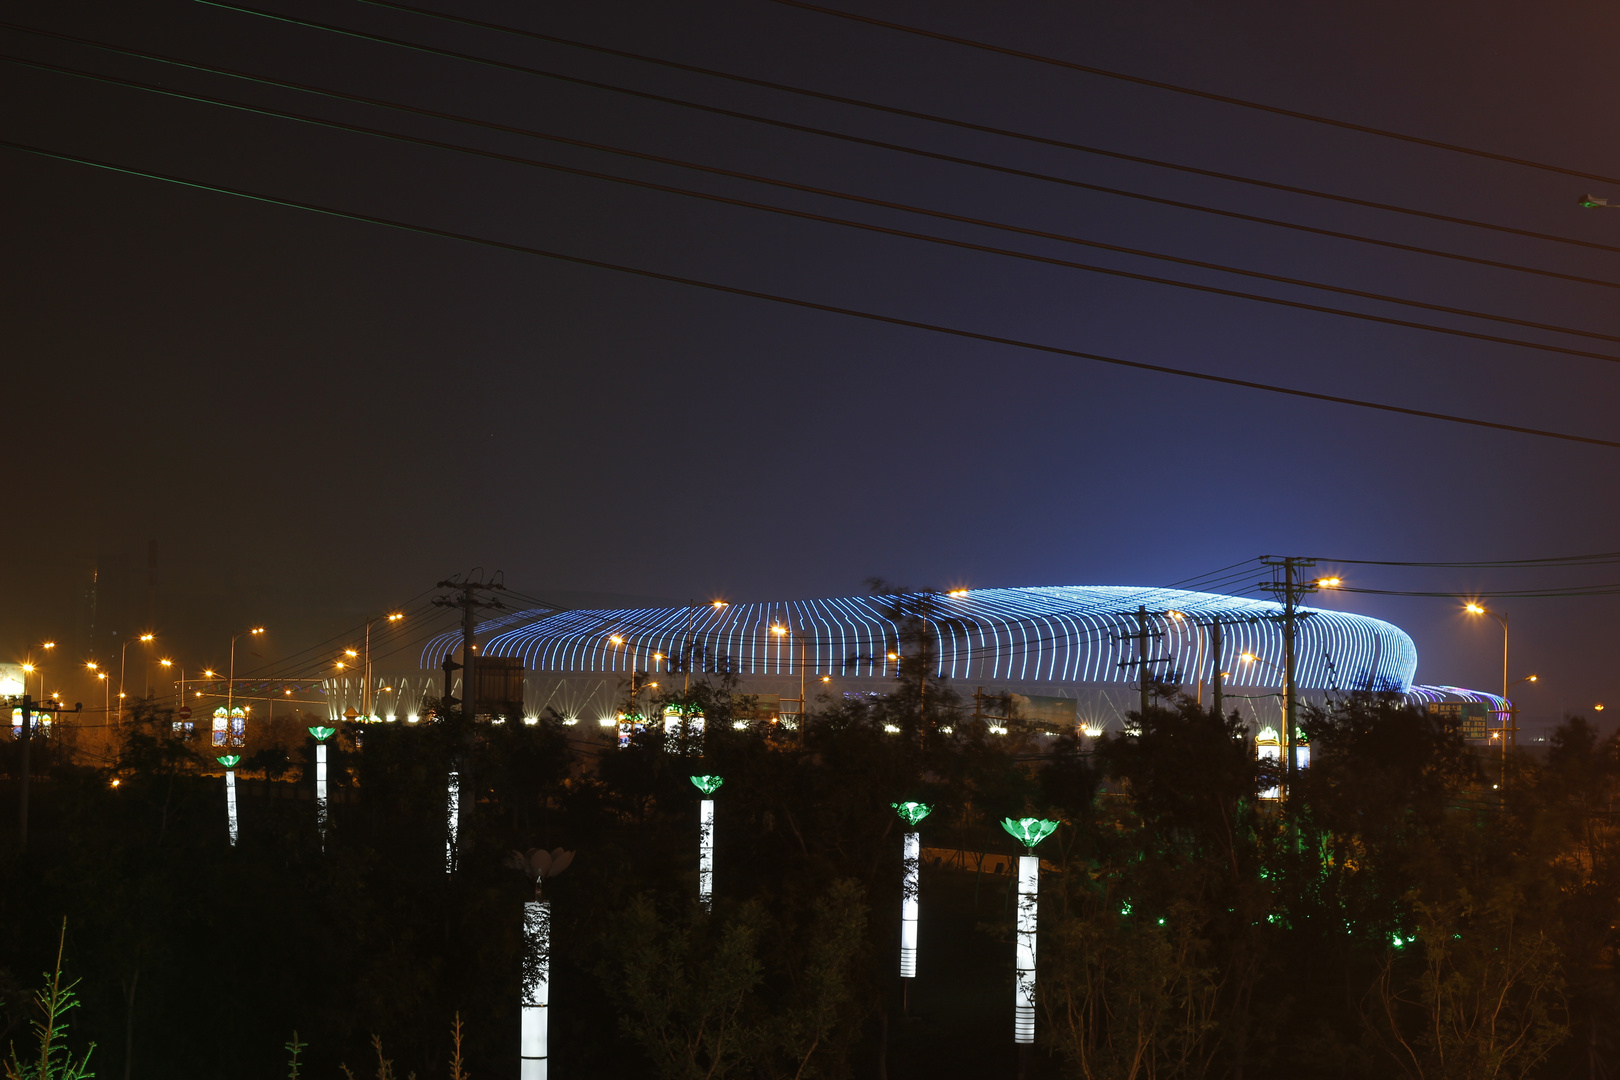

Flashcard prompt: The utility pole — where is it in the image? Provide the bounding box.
[17,694,31,848]
[1115,606,1169,720]
[1137,606,1150,717]
[433,575,507,717]
[1259,557,1320,798]
[14,695,79,850]
[1210,619,1224,719]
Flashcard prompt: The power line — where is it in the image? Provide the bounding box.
[1311,551,1620,569]
[13,52,1620,366]
[170,5,1620,256]
[335,0,1620,283]
[769,0,1620,186]
[9,137,1618,451]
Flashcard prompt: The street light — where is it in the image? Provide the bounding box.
[360,613,404,721]
[1466,603,1521,780]
[227,628,266,741]
[118,632,155,720]
[771,623,809,733]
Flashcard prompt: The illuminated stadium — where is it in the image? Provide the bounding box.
[329,585,1507,735]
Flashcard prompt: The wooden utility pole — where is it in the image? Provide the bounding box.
[433,576,507,716]
[1260,557,1319,798]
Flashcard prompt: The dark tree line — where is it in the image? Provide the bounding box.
[1,658,1617,1079]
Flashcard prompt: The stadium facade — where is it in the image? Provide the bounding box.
[324,585,1508,736]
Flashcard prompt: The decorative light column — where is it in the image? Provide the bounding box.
[1001,817,1059,1053]
[446,768,461,875]
[892,801,933,983]
[690,775,724,906]
[218,754,241,846]
[310,726,335,844]
[508,846,574,1080]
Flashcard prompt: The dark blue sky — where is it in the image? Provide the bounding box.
[4,0,1618,731]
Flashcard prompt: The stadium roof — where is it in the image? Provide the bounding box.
[424,585,1418,693]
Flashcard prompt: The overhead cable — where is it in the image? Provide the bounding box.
[768,0,1620,186]
[170,4,1620,256]
[7,137,1619,452]
[12,53,1620,364]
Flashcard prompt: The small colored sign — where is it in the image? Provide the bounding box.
[179,705,192,720]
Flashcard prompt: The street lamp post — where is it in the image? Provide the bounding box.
[770,623,809,737]
[158,659,175,709]
[361,613,404,721]
[1466,604,1514,775]
[119,633,154,720]
[227,628,265,736]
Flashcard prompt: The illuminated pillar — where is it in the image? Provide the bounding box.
[511,847,572,1080]
[1000,817,1058,1048]
[892,801,933,980]
[901,831,920,975]
[310,726,335,844]
[1014,855,1038,1044]
[218,754,241,846]
[520,899,550,1080]
[690,775,724,906]
[446,770,461,875]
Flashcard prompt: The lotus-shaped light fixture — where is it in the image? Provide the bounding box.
[507,846,575,900]
[308,726,336,741]
[1001,817,1059,852]
[690,775,725,795]
[217,755,241,768]
[892,801,933,827]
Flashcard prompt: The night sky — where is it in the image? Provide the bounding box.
[5,0,1619,733]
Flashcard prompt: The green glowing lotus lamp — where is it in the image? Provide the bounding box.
[690,775,724,795]
[217,755,241,768]
[1000,817,1059,852]
[309,726,336,742]
[892,801,933,827]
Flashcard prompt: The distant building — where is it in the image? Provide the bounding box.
[333,584,1504,738]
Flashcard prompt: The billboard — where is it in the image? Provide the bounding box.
[1426,701,1493,741]
[0,663,25,698]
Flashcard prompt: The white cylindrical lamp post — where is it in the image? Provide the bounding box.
[521,897,549,1080]
[690,775,724,906]
[310,726,335,843]
[218,754,241,846]
[446,768,461,875]
[891,801,933,981]
[510,846,573,1080]
[1001,817,1059,1051]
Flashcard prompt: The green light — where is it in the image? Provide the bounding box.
[1000,816,1059,850]
[217,755,241,768]
[1120,902,1133,916]
[892,801,933,826]
[1157,917,1165,925]
[309,726,336,741]
[690,775,724,795]
[1391,932,1404,948]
